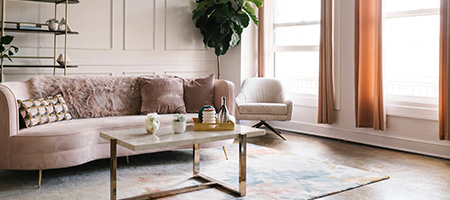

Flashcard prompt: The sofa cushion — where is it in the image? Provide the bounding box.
[28,76,141,119]
[139,77,186,114]
[17,94,72,128]
[238,103,287,115]
[11,114,198,154]
[182,74,215,113]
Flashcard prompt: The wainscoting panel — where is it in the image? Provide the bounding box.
[124,0,155,50]
[164,0,206,51]
[164,70,211,78]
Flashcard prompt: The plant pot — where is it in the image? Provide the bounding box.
[48,23,59,31]
[172,121,186,134]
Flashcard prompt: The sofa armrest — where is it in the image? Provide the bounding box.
[213,79,235,116]
[0,84,20,169]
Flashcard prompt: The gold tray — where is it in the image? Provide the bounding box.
[193,118,235,131]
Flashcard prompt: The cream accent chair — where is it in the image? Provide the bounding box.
[235,78,293,140]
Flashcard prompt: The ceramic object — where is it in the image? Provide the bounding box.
[57,54,71,66]
[202,108,216,123]
[198,105,214,123]
[217,96,229,123]
[145,113,160,134]
[58,18,72,32]
[172,121,186,134]
[48,22,58,31]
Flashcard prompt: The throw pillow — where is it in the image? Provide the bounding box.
[18,94,72,128]
[139,77,186,114]
[182,73,215,113]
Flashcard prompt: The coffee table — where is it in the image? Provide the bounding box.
[100,124,265,200]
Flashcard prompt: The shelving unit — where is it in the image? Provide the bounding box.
[0,0,79,83]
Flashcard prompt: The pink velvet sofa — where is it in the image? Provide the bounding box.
[0,75,235,170]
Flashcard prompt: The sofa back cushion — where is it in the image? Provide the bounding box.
[182,73,215,113]
[139,76,186,114]
[28,76,141,119]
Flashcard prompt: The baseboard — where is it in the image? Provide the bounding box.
[263,121,450,159]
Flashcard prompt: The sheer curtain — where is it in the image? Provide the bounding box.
[354,0,386,130]
[317,0,334,124]
[439,0,450,140]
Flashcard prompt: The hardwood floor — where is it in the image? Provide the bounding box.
[247,129,450,200]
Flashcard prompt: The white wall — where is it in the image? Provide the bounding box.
[2,0,217,81]
[230,0,450,159]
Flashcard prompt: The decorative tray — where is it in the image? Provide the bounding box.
[193,118,235,131]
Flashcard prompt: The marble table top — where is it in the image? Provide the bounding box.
[100,124,266,151]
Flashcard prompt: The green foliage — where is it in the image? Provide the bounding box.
[0,35,19,62]
[192,0,262,56]
[46,18,59,24]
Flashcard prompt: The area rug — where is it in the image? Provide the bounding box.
[0,144,388,200]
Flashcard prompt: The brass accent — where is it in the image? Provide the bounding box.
[38,169,42,189]
[126,155,129,164]
[53,3,57,75]
[110,139,117,200]
[222,146,228,160]
[193,143,200,176]
[63,0,68,76]
[1,0,5,83]
[239,134,247,196]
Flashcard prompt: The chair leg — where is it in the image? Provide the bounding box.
[38,169,42,189]
[261,121,286,141]
[252,121,263,128]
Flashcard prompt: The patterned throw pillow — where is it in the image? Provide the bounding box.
[18,94,72,128]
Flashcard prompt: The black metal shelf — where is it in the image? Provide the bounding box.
[0,27,78,35]
[22,0,79,4]
[3,65,78,68]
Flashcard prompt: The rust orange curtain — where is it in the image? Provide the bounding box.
[258,0,270,77]
[317,0,334,124]
[439,0,450,140]
[354,0,386,130]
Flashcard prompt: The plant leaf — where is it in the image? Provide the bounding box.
[242,2,258,25]
[213,3,230,24]
[229,29,240,47]
[8,50,13,56]
[11,46,18,53]
[231,11,249,28]
[245,0,263,8]
[1,36,14,45]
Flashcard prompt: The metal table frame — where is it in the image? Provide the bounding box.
[109,134,247,200]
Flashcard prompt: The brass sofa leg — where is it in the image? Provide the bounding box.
[38,169,42,189]
[126,156,129,164]
[222,146,228,160]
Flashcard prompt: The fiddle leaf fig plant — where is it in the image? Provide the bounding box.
[192,0,262,79]
[0,35,19,62]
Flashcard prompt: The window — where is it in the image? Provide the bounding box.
[383,0,440,119]
[271,0,321,102]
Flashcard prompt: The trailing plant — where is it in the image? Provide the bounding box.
[46,18,59,24]
[192,0,262,79]
[1,35,19,62]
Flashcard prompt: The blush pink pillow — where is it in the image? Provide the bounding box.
[139,77,186,114]
[182,73,215,113]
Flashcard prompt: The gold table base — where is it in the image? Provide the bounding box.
[110,134,247,200]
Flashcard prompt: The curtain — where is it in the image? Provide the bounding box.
[258,0,270,77]
[317,0,334,124]
[354,0,386,130]
[439,0,450,140]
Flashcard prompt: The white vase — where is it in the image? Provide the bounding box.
[172,121,186,134]
[57,54,71,66]
[48,22,58,31]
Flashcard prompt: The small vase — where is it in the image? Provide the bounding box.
[48,22,58,31]
[145,118,160,134]
[57,54,71,66]
[172,121,186,134]
[217,96,229,123]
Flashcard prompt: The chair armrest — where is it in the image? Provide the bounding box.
[213,79,236,116]
[282,96,293,121]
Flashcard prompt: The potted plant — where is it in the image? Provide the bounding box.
[192,0,262,79]
[1,35,19,62]
[172,114,187,134]
[46,18,59,31]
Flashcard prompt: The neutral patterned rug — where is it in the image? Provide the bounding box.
[0,143,388,200]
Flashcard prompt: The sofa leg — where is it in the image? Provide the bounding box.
[38,169,42,189]
[126,156,129,164]
[222,146,228,160]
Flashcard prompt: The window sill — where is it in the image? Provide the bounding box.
[386,100,438,121]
